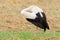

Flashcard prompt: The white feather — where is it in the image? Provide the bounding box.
[21,10,37,19]
[21,5,44,19]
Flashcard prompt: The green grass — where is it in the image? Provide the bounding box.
[0,31,60,40]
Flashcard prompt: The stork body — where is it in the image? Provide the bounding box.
[21,5,49,32]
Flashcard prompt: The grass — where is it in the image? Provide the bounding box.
[0,31,60,40]
[0,31,35,40]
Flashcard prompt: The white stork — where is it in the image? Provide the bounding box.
[21,5,49,32]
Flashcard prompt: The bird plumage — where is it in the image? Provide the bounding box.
[21,5,50,32]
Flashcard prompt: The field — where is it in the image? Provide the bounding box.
[0,0,60,40]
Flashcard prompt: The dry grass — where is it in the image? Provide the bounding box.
[0,0,60,40]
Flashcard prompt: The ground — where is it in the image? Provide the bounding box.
[0,0,60,40]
